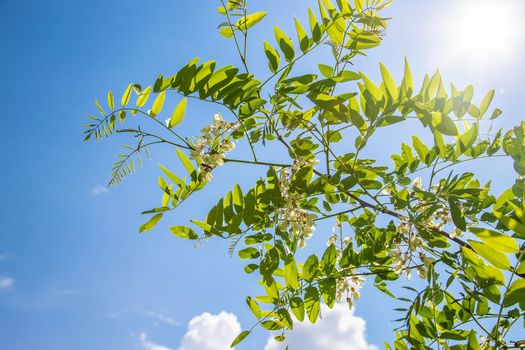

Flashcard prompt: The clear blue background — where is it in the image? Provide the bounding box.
[1,0,524,349]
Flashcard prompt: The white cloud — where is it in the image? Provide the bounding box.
[265,303,377,350]
[138,332,173,350]
[0,276,14,291]
[91,185,109,196]
[177,311,241,350]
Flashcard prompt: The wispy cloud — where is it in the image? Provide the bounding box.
[109,307,178,327]
[0,253,12,262]
[138,332,173,350]
[0,276,15,291]
[265,303,377,350]
[91,185,109,196]
[138,309,178,327]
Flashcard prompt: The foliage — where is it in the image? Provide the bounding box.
[84,0,525,348]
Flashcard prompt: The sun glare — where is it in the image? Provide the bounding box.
[435,0,525,69]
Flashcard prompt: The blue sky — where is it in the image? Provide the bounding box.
[1,0,525,349]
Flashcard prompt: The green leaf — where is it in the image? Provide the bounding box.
[434,130,447,158]
[457,122,479,154]
[236,12,267,30]
[304,286,320,323]
[232,184,243,212]
[467,331,480,350]
[230,330,250,348]
[490,108,502,119]
[284,257,299,290]
[168,98,187,128]
[107,90,115,111]
[139,213,163,233]
[503,279,525,307]
[318,64,334,78]
[260,248,280,277]
[238,247,260,260]
[294,18,310,52]
[219,26,234,38]
[401,58,414,97]
[151,91,166,116]
[276,308,293,329]
[170,226,198,240]
[469,240,510,270]
[449,198,466,231]
[320,244,337,274]
[318,277,336,307]
[263,40,280,73]
[493,211,525,238]
[121,83,133,106]
[380,63,398,102]
[289,297,305,322]
[246,297,261,319]
[479,89,495,116]
[412,136,429,163]
[159,164,186,189]
[432,112,458,136]
[274,26,295,62]
[94,98,105,116]
[302,254,319,282]
[507,200,525,224]
[176,149,196,178]
[261,320,282,330]
[470,227,519,253]
[136,86,152,107]
[308,8,322,42]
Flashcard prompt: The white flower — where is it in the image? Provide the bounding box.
[412,177,423,190]
[213,113,223,123]
[188,113,238,178]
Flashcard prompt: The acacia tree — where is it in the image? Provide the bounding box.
[84,0,525,348]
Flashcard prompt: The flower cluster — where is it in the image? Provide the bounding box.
[276,158,318,248]
[327,218,365,310]
[188,113,237,180]
[390,218,430,280]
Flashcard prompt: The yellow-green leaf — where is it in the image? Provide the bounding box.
[263,40,280,73]
[294,18,310,52]
[151,91,166,116]
[121,83,133,106]
[493,210,525,238]
[94,98,105,116]
[432,112,459,136]
[274,26,295,62]
[318,64,333,78]
[219,26,234,38]
[308,8,322,43]
[284,258,299,290]
[236,12,267,30]
[469,240,510,270]
[176,149,196,179]
[170,225,198,240]
[230,330,250,348]
[470,228,518,253]
[139,213,163,233]
[289,297,305,322]
[136,86,152,107]
[107,90,115,111]
[503,279,525,307]
[380,63,399,102]
[246,297,261,319]
[168,98,187,128]
[457,122,479,154]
